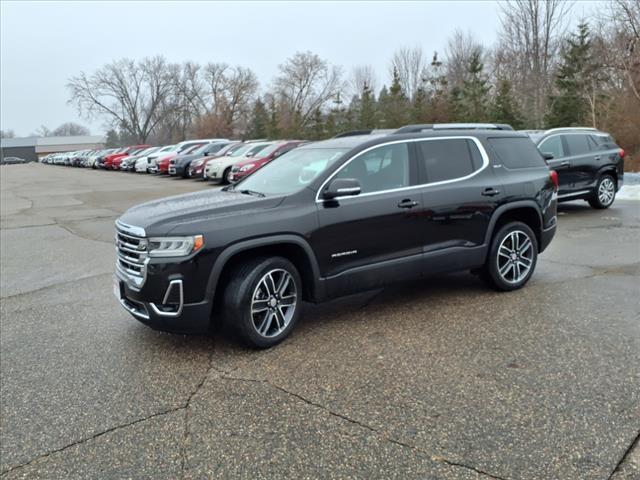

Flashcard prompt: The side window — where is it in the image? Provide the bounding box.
[539,136,565,159]
[565,134,592,155]
[488,137,546,169]
[335,143,410,194]
[417,138,478,183]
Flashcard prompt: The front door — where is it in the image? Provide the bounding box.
[311,142,423,297]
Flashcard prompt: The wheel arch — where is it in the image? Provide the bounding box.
[205,235,324,310]
[484,201,543,254]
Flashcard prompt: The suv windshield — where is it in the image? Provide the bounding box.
[233,148,349,196]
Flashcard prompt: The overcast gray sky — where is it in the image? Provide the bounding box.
[1,0,600,137]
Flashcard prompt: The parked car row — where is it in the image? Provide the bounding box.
[40,137,311,185]
[39,126,625,210]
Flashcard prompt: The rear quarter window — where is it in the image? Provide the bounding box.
[488,137,546,169]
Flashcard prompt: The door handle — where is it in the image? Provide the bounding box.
[560,161,570,168]
[594,155,601,161]
[481,188,500,197]
[398,199,419,209]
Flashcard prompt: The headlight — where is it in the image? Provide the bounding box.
[147,235,204,257]
[239,163,255,172]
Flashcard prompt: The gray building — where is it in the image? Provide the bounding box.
[1,136,106,162]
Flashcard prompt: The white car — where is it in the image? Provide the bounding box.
[204,142,274,183]
[146,139,227,173]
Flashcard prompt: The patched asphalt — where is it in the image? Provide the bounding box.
[1,163,638,479]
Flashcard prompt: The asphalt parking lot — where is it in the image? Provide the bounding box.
[1,163,639,479]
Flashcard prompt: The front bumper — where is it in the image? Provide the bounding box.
[114,275,212,334]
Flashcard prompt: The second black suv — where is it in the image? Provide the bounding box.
[525,127,624,209]
[114,125,558,348]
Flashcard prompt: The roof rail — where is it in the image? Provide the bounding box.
[332,129,395,139]
[544,127,598,133]
[393,123,514,134]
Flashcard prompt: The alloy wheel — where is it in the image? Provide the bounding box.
[496,230,534,284]
[598,177,615,206]
[250,269,297,338]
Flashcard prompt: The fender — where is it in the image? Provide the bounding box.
[204,234,324,304]
[483,200,543,247]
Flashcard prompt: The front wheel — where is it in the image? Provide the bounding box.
[483,221,538,291]
[222,256,302,348]
[588,174,616,209]
[222,167,233,184]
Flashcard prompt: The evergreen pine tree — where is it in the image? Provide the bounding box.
[266,97,280,139]
[382,67,410,128]
[377,86,389,127]
[248,98,269,139]
[460,50,490,122]
[490,79,523,129]
[411,84,429,123]
[427,52,451,122]
[546,23,594,128]
[359,81,377,129]
[310,108,325,140]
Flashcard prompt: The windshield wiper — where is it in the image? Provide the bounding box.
[238,189,266,198]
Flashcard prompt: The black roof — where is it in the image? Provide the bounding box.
[300,129,527,152]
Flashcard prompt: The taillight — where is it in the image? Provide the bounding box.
[619,148,625,158]
[550,170,559,192]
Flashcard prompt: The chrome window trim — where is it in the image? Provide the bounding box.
[315,136,490,203]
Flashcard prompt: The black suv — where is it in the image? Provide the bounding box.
[525,127,624,209]
[114,125,558,348]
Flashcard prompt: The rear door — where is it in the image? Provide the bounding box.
[562,133,599,191]
[414,137,499,274]
[313,141,423,296]
[538,134,572,192]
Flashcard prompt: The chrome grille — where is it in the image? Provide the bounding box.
[115,222,148,288]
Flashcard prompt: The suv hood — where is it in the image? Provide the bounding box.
[118,189,284,235]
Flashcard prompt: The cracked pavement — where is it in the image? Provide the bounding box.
[1,163,639,479]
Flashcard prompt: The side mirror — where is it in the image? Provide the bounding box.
[203,151,209,156]
[322,178,361,200]
[542,152,554,161]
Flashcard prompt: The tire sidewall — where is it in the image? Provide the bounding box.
[590,174,616,209]
[230,257,302,348]
[487,222,538,291]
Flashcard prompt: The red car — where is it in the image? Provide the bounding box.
[104,145,150,170]
[229,141,306,182]
[156,144,204,174]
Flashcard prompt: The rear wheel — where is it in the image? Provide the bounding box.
[222,256,302,348]
[588,174,616,209]
[483,221,538,291]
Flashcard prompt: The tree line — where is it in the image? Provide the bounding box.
[63,0,638,162]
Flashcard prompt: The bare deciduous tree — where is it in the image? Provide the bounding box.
[350,65,377,97]
[52,122,90,136]
[608,0,640,101]
[497,0,573,127]
[1,129,16,138]
[67,56,178,143]
[196,63,259,136]
[389,46,427,100]
[272,51,343,133]
[445,30,487,90]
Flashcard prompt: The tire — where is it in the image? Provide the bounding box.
[588,174,616,209]
[222,256,302,348]
[482,221,538,291]
[222,167,232,185]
